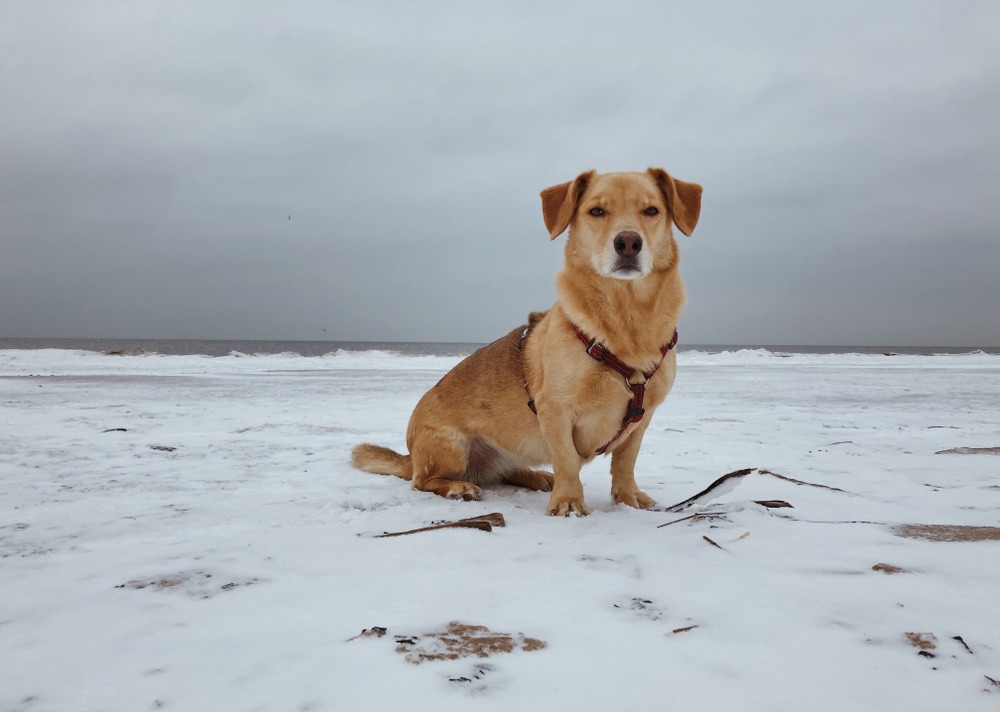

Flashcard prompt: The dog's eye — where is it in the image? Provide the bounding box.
[643,206,660,217]
[588,207,605,217]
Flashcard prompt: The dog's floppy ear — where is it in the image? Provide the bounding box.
[540,170,595,239]
[647,168,702,237]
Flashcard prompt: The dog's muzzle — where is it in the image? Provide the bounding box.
[608,231,645,278]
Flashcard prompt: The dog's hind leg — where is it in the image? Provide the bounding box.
[502,469,554,492]
[409,429,483,501]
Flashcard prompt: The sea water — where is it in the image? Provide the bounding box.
[0,337,996,357]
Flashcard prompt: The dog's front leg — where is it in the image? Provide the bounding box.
[609,419,657,509]
[537,412,589,516]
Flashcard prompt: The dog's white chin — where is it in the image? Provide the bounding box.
[606,267,644,281]
[598,253,649,280]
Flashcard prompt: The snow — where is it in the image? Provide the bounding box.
[2,347,999,711]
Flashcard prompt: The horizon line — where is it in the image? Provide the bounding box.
[2,336,998,350]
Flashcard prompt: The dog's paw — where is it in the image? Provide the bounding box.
[444,482,483,501]
[522,470,555,492]
[546,496,590,517]
[613,490,657,509]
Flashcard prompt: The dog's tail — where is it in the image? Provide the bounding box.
[351,443,413,480]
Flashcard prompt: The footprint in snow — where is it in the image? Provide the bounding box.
[614,596,664,621]
[447,663,505,694]
[613,596,700,634]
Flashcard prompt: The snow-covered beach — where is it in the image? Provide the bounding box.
[2,347,999,711]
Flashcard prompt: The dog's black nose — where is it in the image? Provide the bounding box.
[614,231,643,257]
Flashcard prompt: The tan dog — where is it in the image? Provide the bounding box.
[352,168,702,515]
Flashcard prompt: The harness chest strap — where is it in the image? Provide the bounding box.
[520,324,678,456]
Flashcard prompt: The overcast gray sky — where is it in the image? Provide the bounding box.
[2,0,998,346]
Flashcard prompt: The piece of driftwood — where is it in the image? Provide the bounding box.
[702,535,724,550]
[672,625,699,634]
[953,635,973,654]
[753,500,793,509]
[756,468,846,492]
[656,512,728,529]
[662,467,844,513]
[661,468,753,512]
[375,513,506,538]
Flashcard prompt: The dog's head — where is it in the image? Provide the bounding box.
[540,168,702,280]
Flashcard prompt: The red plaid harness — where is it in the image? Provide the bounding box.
[520,323,678,456]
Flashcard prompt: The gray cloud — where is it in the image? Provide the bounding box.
[1,0,998,345]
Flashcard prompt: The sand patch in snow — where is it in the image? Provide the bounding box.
[893,524,1000,542]
[935,446,1000,455]
[350,622,546,665]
